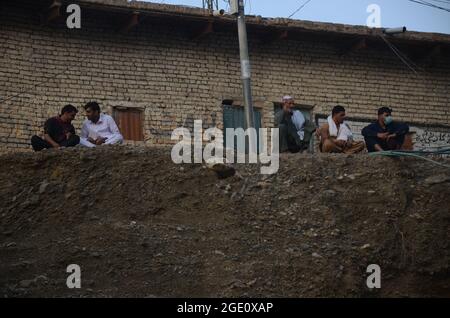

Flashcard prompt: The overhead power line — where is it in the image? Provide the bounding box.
[427,0,450,4]
[379,34,422,76]
[407,0,450,13]
[288,0,313,19]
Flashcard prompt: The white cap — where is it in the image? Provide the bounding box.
[282,95,293,102]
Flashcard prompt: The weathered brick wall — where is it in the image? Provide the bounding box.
[1,2,449,153]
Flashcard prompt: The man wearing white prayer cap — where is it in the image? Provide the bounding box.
[275,96,317,153]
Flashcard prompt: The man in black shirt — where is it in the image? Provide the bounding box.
[361,107,410,153]
[31,104,80,151]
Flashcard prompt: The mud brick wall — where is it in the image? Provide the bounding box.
[1,1,449,152]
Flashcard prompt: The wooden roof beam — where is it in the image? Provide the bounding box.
[259,30,289,45]
[40,0,62,25]
[120,11,140,33]
[190,20,214,41]
[337,37,368,56]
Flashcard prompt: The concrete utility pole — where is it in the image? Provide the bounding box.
[231,0,255,129]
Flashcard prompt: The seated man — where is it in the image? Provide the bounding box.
[31,104,80,151]
[361,107,410,153]
[319,105,365,154]
[275,96,317,153]
[80,102,123,148]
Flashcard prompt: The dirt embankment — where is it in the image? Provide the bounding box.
[0,146,449,297]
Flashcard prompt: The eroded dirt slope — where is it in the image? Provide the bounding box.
[0,146,449,297]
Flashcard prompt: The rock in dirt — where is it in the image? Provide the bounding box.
[424,174,450,186]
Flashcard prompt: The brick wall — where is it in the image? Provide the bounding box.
[1,1,449,153]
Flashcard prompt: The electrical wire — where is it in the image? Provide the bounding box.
[407,0,450,12]
[427,0,450,4]
[288,0,313,19]
[0,66,75,105]
[379,35,420,76]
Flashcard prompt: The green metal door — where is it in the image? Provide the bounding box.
[223,105,262,153]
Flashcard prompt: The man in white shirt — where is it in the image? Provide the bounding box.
[319,105,365,154]
[80,102,124,148]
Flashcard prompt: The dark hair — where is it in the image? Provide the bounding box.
[84,101,101,112]
[332,105,346,116]
[61,104,78,114]
[378,106,392,115]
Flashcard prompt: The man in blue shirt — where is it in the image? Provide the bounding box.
[362,107,410,153]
